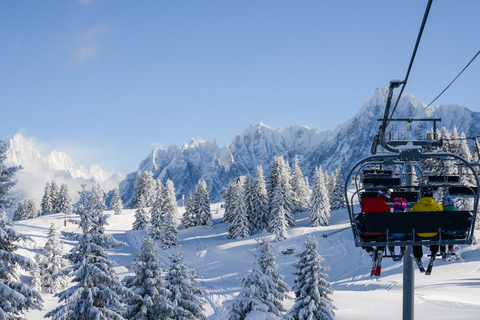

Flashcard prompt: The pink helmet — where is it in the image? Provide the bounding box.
[392,197,407,211]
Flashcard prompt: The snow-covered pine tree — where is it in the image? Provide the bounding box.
[243,175,256,232]
[130,171,144,209]
[182,192,196,229]
[55,183,72,215]
[31,223,69,294]
[228,237,289,319]
[50,180,60,213]
[330,169,346,210]
[46,184,128,320]
[222,180,238,223]
[165,250,207,320]
[269,159,296,233]
[254,237,290,314]
[133,194,149,231]
[163,179,179,228]
[149,180,164,238]
[142,170,157,207]
[310,166,331,227]
[287,234,336,320]
[290,156,311,213]
[73,184,90,215]
[158,179,179,249]
[13,198,37,221]
[271,205,288,241]
[0,139,43,318]
[251,166,269,233]
[0,212,43,318]
[40,181,53,215]
[227,184,250,239]
[0,140,22,214]
[194,179,213,228]
[267,156,282,211]
[111,188,124,215]
[122,234,173,319]
[278,158,296,226]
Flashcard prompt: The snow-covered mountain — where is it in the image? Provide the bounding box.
[120,86,480,204]
[6,134,124,205]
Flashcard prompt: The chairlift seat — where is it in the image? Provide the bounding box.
[360,191,419,203]
[363,177,402,187]
[428,175,460,183]
[356,211,472,235]
[449,186,478,197]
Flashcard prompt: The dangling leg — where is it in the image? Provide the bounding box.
[413,246,425,273]
[425,245,439,275]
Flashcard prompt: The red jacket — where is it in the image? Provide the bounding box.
[361,196,391,213]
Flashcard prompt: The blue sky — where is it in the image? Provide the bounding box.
[1,0,479,175]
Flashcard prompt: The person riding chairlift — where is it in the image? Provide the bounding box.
[412,187,443,271]
[360,189,392,261]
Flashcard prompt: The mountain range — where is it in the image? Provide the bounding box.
[119,85,480,204]
[5,134,123,206]
[6,85,480,207]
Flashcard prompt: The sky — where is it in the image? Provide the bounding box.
[1,0,480,175]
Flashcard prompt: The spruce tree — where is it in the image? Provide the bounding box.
[46,184,128,320]
[165,251,207,320]
[287,235,336,320]
[243,175,256,232]
[0,140,43,317]
[122,234,173,319]
[182,192,196,229]
[0,140,22,213]
[111,188,124,215]
[73,184,90,215]
[310,166,331,227]
[50,180,60,213]
[227,184,250,239]
[291,156,311,213]
[13,198,37,221]
[32,223,69,294]
[251,166,269,233]
[330,168,346,210]
[40,182,53,215]
[56,183,72,215]
[149,180,164,238]
[158,179,179,249]
[194,180,213,228]
[228,237,289,319]
[273,158,296,227]
[222,181,238,224]
[133,195,149,231]
[0,213,43,319]
[142,170,157,207]
[130,171,144,209]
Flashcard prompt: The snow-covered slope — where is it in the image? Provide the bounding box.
[120,87,480,204]
[6,134,123,205]
[16,196,480,319]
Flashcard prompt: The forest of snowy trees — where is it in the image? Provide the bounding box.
[2,125,479,319]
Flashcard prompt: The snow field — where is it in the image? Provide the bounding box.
[13,201,480,319]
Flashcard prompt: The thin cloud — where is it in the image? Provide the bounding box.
[71,24,108,66]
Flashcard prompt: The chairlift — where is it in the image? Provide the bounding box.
[346,151,479,249]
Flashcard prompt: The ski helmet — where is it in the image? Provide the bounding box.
[442,195,455,207]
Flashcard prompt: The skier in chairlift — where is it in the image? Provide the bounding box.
[412,187,443,274]
[360,189,392,263]
[388,197,408,261]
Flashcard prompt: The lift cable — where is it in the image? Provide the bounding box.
[388,0,433,127]
[410,49,480,118]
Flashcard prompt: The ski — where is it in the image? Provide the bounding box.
[414,258,425,273]
[369,251,377,276]
[425,254,437,275]
[374,249,384,276]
